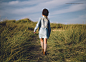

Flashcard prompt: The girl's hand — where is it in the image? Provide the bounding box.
[34,32,36,34]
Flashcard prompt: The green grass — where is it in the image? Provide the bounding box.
[0,19,86,62]
[47,27,86,62]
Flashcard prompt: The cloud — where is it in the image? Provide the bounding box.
[51,3,86,15]
[2,0,48,6]
[0,0,50,15]
[65,14,86,24]
[8,1,19,5]
[0,0,86,24]
[1,0,85,15]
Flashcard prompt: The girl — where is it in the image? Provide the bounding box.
[34,8,51,55]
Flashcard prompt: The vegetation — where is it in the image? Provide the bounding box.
[0,18,86,62]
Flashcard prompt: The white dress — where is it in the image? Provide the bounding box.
[34,16,51,39]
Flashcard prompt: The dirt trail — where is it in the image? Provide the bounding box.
[25,34,46,61]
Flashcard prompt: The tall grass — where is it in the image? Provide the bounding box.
[0,19,86,62]
[0,19,38,62]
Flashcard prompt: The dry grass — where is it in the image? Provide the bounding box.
[0,19,86,62]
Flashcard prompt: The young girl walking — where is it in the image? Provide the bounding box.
[34,8,51,55]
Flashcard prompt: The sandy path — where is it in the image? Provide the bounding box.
[52,29,65,31]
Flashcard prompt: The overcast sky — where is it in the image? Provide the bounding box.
[0,0,86,24]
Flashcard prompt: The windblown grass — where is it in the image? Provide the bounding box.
[0,19,86,62]
[47,27,86,62]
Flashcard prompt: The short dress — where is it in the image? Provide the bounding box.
[34,16,51,39]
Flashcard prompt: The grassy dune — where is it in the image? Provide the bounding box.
[0,19,86,62]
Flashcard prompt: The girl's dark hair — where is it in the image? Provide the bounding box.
[42,8,49,16]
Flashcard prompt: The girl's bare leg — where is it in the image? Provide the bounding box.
[40,38,44,50]
[44,38,47,55]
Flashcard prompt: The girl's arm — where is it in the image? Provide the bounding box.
[48,20,51,36]
[34,18,41,32]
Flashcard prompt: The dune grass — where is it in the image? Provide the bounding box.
[0,19,86,62]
